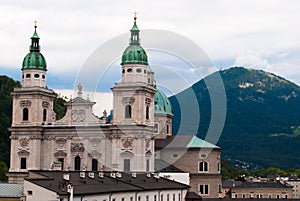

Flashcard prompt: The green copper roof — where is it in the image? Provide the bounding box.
[121,17,148,65]
[186,136,220,149]
[22,52,47,70]
[131,20,139,31]
[22,25,47,70]
[147,65,153,73]
[154,89,173,115]
[121,45,148,65]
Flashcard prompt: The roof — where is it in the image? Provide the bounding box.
[155,159,184,172]
[222,180,243,188]
[0,183,23,198]
[121,45,148,65]
[233,182,292,189]
[155,136,220,150]
[154,89,173,115]
[185,191,202,200]
[25,171,189,196]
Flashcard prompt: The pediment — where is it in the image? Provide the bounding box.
[18,150,30,156]
[120,150,134,157]
[145,150,152,157]
[88,150,102,158]
[54,150,67,157]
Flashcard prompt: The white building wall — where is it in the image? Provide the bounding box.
[24,180,58,201]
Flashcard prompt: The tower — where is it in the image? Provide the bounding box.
[110,15,156,172]
[8,22,56,183]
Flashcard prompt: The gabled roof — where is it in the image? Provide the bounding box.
[187,136,219,149]
[0,183,23,198]
[155,135,220,150]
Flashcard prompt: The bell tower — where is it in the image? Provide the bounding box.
[110,14,156,172]
[8,22,56,183]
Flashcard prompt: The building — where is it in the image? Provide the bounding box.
[0,183,23,201]
[229,181,292,199]
[287,175,300,198]
[7,16,221,198]
[23,170,189,201]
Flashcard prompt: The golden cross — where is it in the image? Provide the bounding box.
[133,11,138,20]
[34,20,37,28]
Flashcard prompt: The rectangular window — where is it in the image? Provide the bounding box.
[122,198,125,201]
[146,159,150,172]
[154,195,157,201]
[130,197,133,201]
[167,194,169,201]
[138,196,141,201]
[178,193,181,201]
[27,190,33,196]
[146,195,149,201]
[21,157,27,169]
[154,124,158,133]
[173,194,175,201]
[199,184,209,195]
[161,194,164,201]
[242,194,245,198]
[124,159,130,172]
[58,158,64,170]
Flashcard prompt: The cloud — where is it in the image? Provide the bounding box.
[1,0,300,88]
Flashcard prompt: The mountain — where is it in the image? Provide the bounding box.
[170,67,300,169]
[0,75,66,166]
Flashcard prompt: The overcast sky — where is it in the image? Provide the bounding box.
[1,0,300,114]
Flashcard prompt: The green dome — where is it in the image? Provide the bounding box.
[22,52,47,70]
[22,25,47,70]
[121,45,148,65]
[154,89,173,116]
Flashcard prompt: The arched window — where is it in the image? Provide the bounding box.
[74,156,81,170]
[43,109,47,122]
[166,124,169,134]
[92,158,98,171]
[199,161,208,172]
[23,108,29,121]
[125,105,132,118]
[146,106,149,120]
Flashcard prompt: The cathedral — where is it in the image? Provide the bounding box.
[8,16,222,198]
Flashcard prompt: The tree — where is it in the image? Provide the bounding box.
[0,161,8,182]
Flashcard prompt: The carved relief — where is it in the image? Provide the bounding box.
[121,97,135,105]
[20,100,31,107]
[71,142,84,152]
[145,139,151,150]
[54,150,67,157]
[71,109,86,122]
[56,138,67,144]
[30,135,42,140]
[145,98,151,105]
[10,135,19,140]
[42,101,50,108]
[19,138,29,148]
[17,150,30,156]
[122,138,133,150]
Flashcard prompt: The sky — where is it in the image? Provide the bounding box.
[1,0,300,114]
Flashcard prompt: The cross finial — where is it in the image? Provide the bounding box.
[34,20,37,28]
[133,11,138,20]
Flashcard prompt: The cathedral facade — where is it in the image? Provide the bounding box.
[8,17,221,198]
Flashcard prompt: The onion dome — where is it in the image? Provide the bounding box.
[154,89,173,116]
[22,21,47,70]
[121,14,148,65]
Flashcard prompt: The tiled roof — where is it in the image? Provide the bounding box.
[0,183,23,198]
[233,182,292,189]
[222,180,243,188]
[25,171,189,196]
[155,136,220,150]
